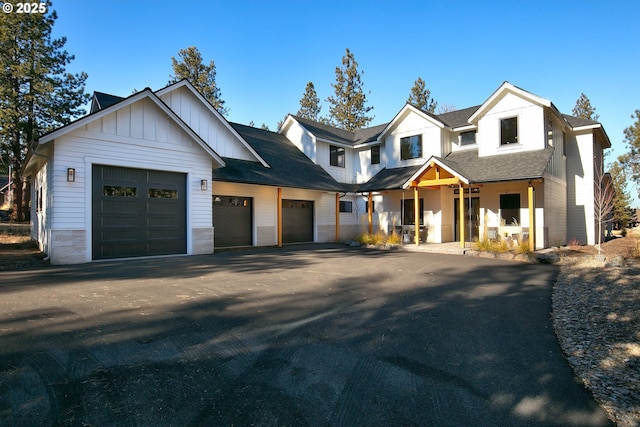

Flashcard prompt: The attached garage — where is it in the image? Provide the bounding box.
[212,195,253,247]
[282,199,314,243]
[92,165,187,260]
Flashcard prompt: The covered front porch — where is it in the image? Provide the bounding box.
[361,158,541,251]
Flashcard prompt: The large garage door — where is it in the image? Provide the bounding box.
[92,165,187,260]
[282,199,313,243]
[212,195,253,247]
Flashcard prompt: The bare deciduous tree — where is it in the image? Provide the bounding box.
[594,163,615,254]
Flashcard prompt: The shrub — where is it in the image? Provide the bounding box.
[490,239,510,253]
[358,233,374,245]
[474,237,491,252]
[386,232,401,245]
[567,237,582,248]
[515,238,532,254]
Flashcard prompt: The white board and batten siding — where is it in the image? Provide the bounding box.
[477,93,545,158]
[158,86,256,162]
[51,96,218,262]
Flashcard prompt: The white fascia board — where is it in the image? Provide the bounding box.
[316,137,353,149]
[156,80,269,168]
[401,157,470,190]
[279,114,297,133]
[452,124,477,132]
[377,103,447,141]
[38,89,226,168]
[469,81,551,124]
[352,140,381,149]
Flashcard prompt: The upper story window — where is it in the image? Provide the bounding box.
[460,131,476,146]
[371,145,380,165]
[546,117,554,147]
[500,117,518,145]
[400,135,422,160]
[330,145,345,168]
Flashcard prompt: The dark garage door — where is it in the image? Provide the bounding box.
[92,165,187,260]
[282,199,313,243]
[212,195,253,247]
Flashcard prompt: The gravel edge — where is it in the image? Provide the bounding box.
[553,258,640,427]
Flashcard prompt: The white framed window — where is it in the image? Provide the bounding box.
[500,117,518,145]
[330,145,345,168]
[400,135,422,160]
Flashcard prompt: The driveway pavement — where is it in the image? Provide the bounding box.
[0,244,611,426]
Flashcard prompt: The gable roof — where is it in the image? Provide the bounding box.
[357,147,555,192]
[156,80,270,167]
[288,115,387,147]
[437,105,481,129]
[26,88,226,174]
[90,91,125,113]
[212,123,344,192]
[469,82,552,125]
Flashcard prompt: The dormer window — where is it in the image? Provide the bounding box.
[500,117,518,145]
[460,131,476,146]
[371,145,380,165]
[330,145,345,168]
[401,135,422,160]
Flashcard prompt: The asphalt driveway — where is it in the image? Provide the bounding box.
[0,244,611,426]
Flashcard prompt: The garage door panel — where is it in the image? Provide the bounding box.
[282,199,313,243]
[92,165,186,260]
[213,196,252,248]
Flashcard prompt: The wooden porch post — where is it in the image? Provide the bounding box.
[528,183,535,251]
[459,184,465,248]
[368,192,373,234]
[335,193,340,243]
[277,187,283,247]
[413,186,420,245]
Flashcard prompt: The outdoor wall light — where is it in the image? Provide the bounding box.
[67,168,75,182]
[200,179,208,191]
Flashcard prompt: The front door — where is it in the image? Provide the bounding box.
[454,197,479,242]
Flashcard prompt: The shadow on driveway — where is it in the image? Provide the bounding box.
[0,244,612,426]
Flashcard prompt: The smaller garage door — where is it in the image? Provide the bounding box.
[213,196,253,247]
[282,199,314,243]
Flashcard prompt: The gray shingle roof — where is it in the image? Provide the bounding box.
[356,147,555,192]
[91,92,125,113]
[437,105,481,128]
[212,123,345,192]
[356,165,423,192]
[439,147,555,183]
[292,116,387,146]
[562,114,599,128]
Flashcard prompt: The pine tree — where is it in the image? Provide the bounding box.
[326,49,373,132]
[608,159,633,228]
[572,93,599,121]
[407,77,437,113]
[620,109,640,198]
[297,82,321,121]
[0,1,90,221]
[170,46,228,115]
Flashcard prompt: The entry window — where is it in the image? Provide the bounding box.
[401,198,424,225]
[339,200,352,212]
[401,135,422,160]
[500,194,520,225]
[371,145,380,165]
[500,117,518,145]
[330,145,345,167]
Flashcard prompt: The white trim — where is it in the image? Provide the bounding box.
[376,103,447,142]
[156,80,270,168]
[402,157,470,190]
[469,82,551,124]
[37,89,227,168]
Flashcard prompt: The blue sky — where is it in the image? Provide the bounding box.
[50,0,640,203]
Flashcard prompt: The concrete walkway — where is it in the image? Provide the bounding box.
[0,244,611,426]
